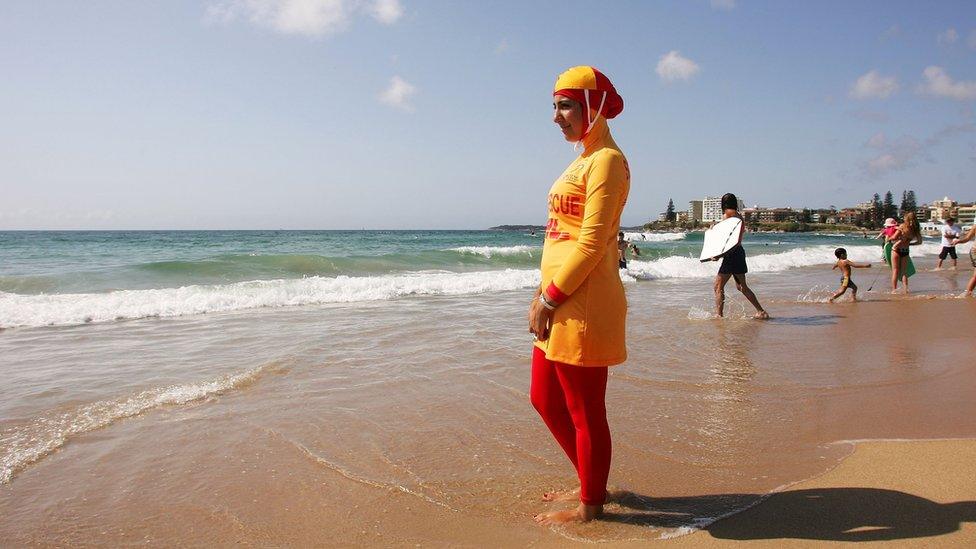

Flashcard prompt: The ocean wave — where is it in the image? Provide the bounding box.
[0,364,271,484]
[623,232,687,242]
[448,245,538,258]
[0,269,542,329]
[627,241,957,280]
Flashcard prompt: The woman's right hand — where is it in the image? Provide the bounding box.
[528,295,553,341]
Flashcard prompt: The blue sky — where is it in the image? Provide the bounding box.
[2,0,975,229]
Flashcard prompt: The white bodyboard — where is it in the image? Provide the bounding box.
[700,217,742,262]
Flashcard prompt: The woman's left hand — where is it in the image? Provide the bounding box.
[528,296,554,341]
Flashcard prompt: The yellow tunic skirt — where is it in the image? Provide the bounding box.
[535,119,630,367]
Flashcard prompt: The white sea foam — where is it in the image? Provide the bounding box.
[0,269,542,329]
[627,241,957,281]
[448,245,537,258]
[0,365,269,484]
[623,232,686,242]
[3,241,964,329]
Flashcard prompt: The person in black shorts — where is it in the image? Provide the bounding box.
[937,218,960,270]
[711,193,769,319]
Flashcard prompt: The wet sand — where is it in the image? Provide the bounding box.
[1,260,974,545]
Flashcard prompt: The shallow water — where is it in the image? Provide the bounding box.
[1,231,975,543]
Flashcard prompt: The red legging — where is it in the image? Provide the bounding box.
[530,346,611,506]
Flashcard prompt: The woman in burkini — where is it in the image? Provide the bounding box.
[951,225,976,296]
[527,66,628,524]
[712,193,769,319]
[889,212,922,293]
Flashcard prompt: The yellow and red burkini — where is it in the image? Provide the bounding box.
[535,71,630,367]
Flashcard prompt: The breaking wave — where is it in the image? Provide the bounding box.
[0,269,541,329]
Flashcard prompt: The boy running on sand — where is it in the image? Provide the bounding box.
[829,248,872,302]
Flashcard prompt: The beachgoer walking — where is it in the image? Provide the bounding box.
[952,225,976,297]
[937,218,960,270]
[889,212,922,293]
[711,193,769,319]
[529,65,628,525]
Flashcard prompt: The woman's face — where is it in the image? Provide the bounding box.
[553,94,584,142]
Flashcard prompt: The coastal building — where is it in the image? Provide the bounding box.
[688,200,703,223]
[809,208,837,224]
[701,196,744,222]
[676,211,690,223]
[957,205,976,229]
[930,196,958,222]
[834,208,868,226]
[757,208,800,223]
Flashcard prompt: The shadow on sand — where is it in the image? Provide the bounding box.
[603,488,976,542]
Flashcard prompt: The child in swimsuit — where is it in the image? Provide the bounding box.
[829,247,872,302]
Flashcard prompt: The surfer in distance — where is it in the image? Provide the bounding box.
[710,193,770,319]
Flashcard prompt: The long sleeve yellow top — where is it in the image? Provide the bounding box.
[535,118,630,367]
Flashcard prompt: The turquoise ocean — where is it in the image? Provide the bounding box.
[0,229,944,329]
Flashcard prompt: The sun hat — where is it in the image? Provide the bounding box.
[884,218,897,227]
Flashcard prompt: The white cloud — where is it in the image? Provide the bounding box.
[710,0,736,10]
[938,28,959,44]
[863,136,921,177]
[918,66,976,101]
[866,132,886,149]
[206,0,403,37]
[882,24,901,40]
[656,51,701,82]
[849,108,889,123]
[849,70,899,99]
[860,123,974,178]
[369,0,403,25]
[379,75,416,111]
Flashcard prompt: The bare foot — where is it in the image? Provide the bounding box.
[534,503,602,525]
[542,487,580,502]
[828,297,835,303]
[753,310,770,320]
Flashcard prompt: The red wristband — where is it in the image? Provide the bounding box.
[545,282,568,305]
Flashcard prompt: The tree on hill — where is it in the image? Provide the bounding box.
[665,198,676,222]
[901,190,917,215]
[883,191,896,220]
[871,193,883,227]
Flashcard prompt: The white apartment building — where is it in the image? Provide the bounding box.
[701,196,744,222]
